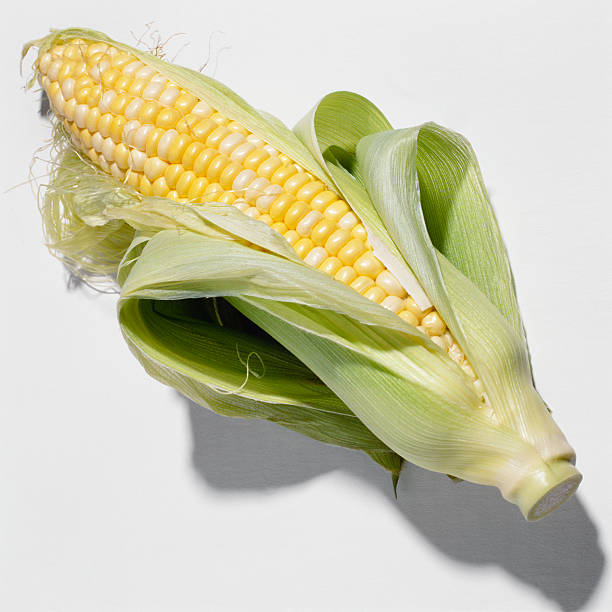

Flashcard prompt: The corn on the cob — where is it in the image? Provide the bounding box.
[36,38,484,391]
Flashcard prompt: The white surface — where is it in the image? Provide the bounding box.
[2,1,611,610]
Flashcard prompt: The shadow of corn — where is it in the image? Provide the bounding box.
[186,396,605,612]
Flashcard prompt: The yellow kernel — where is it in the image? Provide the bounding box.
[125,170,139,188]
[164,164,184,189]
[167,134,191,164]
[192,148,218,175]
[114,75,133,92]
[109,116,126,142]
[203,182,223,200]
[210,112,229,125]
[319,256,342,276]
[138,100,161,124]
[166,190,180,201]
[284,230,300,246]
[296,181,326,203]
[353,252,385,278]
[206,126,231,149]
[363,286,387,303]
[421,311,447,336]
[57,61,74,82]
[139,175,153,196]
[145,127,165,157]
[176,170,196,196]
[187,118,216,141]
[218,191,237,205]
[101,67,120,89]
[294,238,314,258]
[324,200,350,222]
[74,87,90,104]
[335,266,357,285]
[284,201,310,230]
[271,221,288,234]
[254,156,282,179]
[87,86,102,106]
[284,173,311,195]
[325,229,352,255]
[219,162,243,190]
[174,92,197,115]
[404,296,424,319]
[350,276,375,293]
[338,238,365,266]
[310,218,336,246]
[270,164,298,186]
[151,176,170,197]
[269,193,296,221]
[156,107,181,129]
[79,129,92,149]
[243,148,270,171]
[311,190,338,212]
[113,143,130,169]
[398,310,419,326]
[351,224,368,240]
[128,78,147,97]
[187,177,210,201]
[86,148,98,163]
[206,154,229,182]
[227,120,248,135]
[181,142,204,169]
[97,113,113,138]
[257,214,273,226]
[176,115,200,134]
[109,92,129,115]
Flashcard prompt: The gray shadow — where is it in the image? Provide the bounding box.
[187,397,605,611]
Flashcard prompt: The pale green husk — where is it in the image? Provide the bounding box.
[25,27,581,519]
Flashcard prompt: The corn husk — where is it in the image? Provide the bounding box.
[25,28,581,519]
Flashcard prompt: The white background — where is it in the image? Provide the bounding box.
[2,1,611,610]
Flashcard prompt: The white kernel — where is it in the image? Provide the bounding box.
[98,90,116,113]
[191,100,212,117]
[232,169,257,193]
[293,163,305,173]
[143,80,165,100]
[234,199,249,212]
[244,206,260,219]
[448,343,464,364]
[338,212,358,230]
[461,363,475,379]
[102,137,115,162]
[159,86,180,106]
[135,65,156,80]
[128,149,147,172]
[110,162,123,179]
[263,144,278,156]
[122,120,141,145]
[39,52,52,73]
[61,77,75,100]
[219,132,245,155]
[296,211,323,236]
[51,90,65,113]
[124,98,144,119]
[157,129,179,160]
[133,124,154,149]
[98,156,110,172]
[41,76,50,90]
[304,246,328,267]
[92,132,104,152]
[255,195,276,212]
[122,61,143,76]
[230,141,256,163]
[381,296,404,313]
[47,59,62,81]
[73,104,89,128]
[245,177,270,202]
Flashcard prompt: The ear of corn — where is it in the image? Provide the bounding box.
[24,27,581,519]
